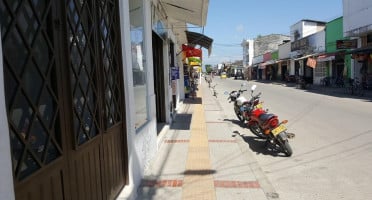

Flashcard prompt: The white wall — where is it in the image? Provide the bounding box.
[278,42,291,59]
[248,40,254,66]
[290,20,325,41]
[312,30,326,52]
[290,21,303,41]
[343,0,372,35]
[241,39,254,67]
[303,21,324,38]
[0,28,16,200]
[118,0,158,199]
[252,55,263,65]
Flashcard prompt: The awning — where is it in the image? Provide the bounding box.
[317,55,335,62]
[160,0,208,26]
[275,59,290,64]
[347,46,372,54]
[260,60,275,67]
[185,31,213,56]
[294,53,318,61]
[316,50,345,62]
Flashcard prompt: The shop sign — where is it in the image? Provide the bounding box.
[336,39,357,49]
[306,57,317,68]
[171,67,179,80]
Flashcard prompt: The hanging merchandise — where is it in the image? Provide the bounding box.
[306,57,317,68]
[188,57,201,66]
[182,44,202,58]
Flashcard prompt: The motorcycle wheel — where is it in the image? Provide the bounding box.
[234,107,244,122]
[278,135,293,157]
[249,123,267,139]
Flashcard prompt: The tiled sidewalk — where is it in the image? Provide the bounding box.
[136,83,273,200]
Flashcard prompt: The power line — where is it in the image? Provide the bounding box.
[213,43,241,47]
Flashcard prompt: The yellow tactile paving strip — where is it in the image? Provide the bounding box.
[182,88,216,200]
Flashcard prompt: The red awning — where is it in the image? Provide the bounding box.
[182,44,202,58]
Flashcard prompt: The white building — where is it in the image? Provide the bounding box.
[289,19,326,83]
[241,39,254,68]
[343,0,372,83]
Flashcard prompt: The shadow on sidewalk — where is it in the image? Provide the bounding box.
[170,113,192,130]
[184,169,216,175]
[235,131,289,157]
[184,97,202,104]
[223,118,242,127]
[223,118,289,157]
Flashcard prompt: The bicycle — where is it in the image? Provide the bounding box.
[346,78,364,96]
[296,76,310,89]
[320,76,331,87]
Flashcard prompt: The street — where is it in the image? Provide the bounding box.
[205,76,372,200]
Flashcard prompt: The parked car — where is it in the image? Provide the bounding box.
[234,70,244,80]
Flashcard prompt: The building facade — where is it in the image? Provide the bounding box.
[343,0,372,87]
[0,0,210,199]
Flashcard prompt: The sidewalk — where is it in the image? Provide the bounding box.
[136,82,278,200]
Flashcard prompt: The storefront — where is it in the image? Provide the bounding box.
[349,47,372,88]
[181,32,213,98]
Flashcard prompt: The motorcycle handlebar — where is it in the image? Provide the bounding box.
[249,92,262,104]
[255,92,262,98]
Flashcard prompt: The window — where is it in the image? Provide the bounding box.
[1,0,61,180]
[129,0,148,129]
[315,62,327,77]
[367,34,372,45]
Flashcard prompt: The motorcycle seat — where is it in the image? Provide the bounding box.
[259,113,275,121]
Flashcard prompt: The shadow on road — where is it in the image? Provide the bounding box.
[237,133,289,157]
[223,118,243,127]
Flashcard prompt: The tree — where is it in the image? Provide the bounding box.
[205,64,212,73]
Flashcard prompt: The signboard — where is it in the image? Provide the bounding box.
[171,80,177,95]
[306,57,317,68]
[336,39,357,49]
[171,67,179,80]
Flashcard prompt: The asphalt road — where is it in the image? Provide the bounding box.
[205,76,372,200]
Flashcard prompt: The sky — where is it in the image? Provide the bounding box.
[198,0,343,67]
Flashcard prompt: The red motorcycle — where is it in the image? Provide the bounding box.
[246,85,293,156]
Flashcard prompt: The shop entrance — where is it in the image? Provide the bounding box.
[152,32,166,129]
[1,1,128,199]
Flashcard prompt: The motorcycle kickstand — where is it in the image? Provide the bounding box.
[264,139,274,148]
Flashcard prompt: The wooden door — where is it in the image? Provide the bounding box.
[1,0,70,199]
[1,0,128,199]
[63,0,127,199]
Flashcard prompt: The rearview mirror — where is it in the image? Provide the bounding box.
[251,85,257,91]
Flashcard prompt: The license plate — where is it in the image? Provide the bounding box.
[255,103,263,109]
[271,124,287,136]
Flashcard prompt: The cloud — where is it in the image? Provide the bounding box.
[236,24,245,33]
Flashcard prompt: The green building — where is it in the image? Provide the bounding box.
[324,17,352,79]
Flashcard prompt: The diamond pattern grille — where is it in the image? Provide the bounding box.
[1,0,62,181]
[99,0,122,127]
[66,0,100,146]
[1,0,124,183]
